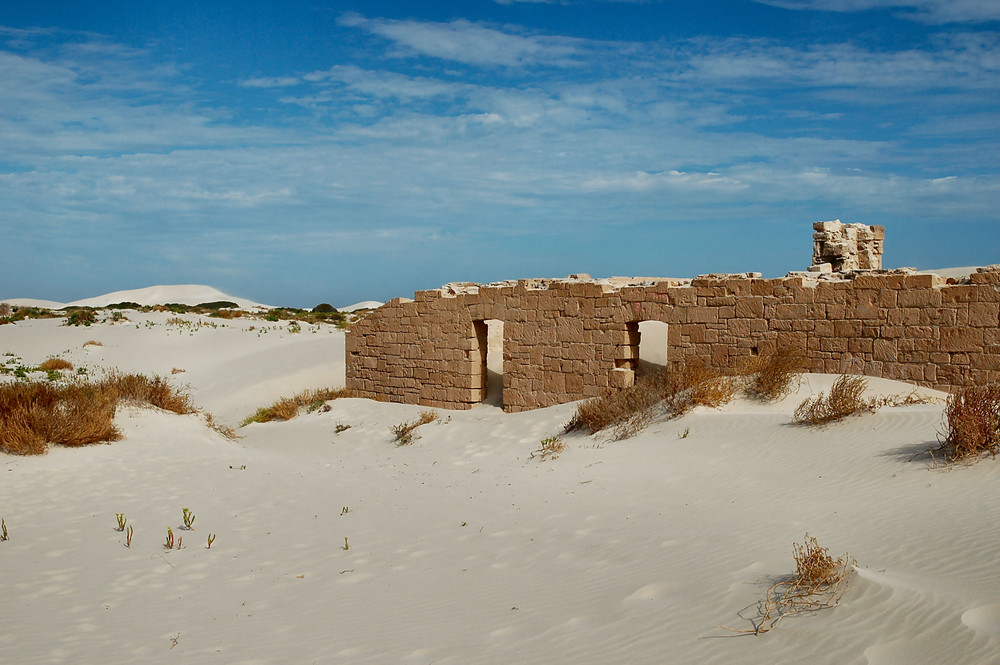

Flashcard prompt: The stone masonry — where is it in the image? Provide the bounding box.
[812,220,884,273]
[346,227,999,412]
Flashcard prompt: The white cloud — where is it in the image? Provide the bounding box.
[239,75,302,88]
[751,0,1000,24]
[679,36,1000,90]
[338,13,583,67]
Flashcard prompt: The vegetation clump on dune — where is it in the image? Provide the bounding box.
[390,410,439,446]
[722,534,856,635]
[792,374,876,426]
[0,373,195,455]
[739,347,810,401]
[241,387,353,426]
[0,305,59,325]
[939,384,1000,462]
[566,358,737,441]
[38,357,74,371]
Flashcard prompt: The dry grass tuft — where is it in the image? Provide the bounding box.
[390,410,439,445]
[104,371,194,415]
[740,347,809,401]
[0,374,195,455]
[39,357,74,371]
[567,372,664,440]
[82,340,103,348]
[566,359,736,440]
[722,534,855,635]
[241,387,353,426]
[793,374,876,426]
[680,360,737,410]
[938,384,1000,462]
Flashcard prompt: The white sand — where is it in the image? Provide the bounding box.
[2,301,1000,663]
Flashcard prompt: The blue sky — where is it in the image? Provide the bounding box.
[1,0,997,307]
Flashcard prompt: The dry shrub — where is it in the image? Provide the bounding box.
[874,390,939,408]
[241,387,353,426]
[104,372,194,415]
[680,360,737,410]
[0,373,198,455]
[566,359,735,440]
[566,371,665,439]
[793,374,876,426]
[0,381,120,454]
[939,384,1000,461]
[741,347,809,401]
[391,410,439,445]
[44,382,120,446]
[203,412,240,440]
[0,383,54,455]
[39,357,74,371]
[722,534,855,635]
[82,340,103,347]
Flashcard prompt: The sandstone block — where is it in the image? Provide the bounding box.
[969,302,999,327]
[609,368,635,389]
[940,327,984,352]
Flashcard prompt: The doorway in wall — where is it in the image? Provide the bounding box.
[473,319,504,407]
[636,320,669,377]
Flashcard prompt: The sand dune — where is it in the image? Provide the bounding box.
[2,285,378,314]
[1,311,999,664]
[1,284,267,310]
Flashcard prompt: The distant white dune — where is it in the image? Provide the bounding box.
[918,266,981,279]
[339,300,383,312]
[0,297,68,309]
[1,285,268,309]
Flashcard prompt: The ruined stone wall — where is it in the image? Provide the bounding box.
[346,268,1000,412]
[812,220,884,272]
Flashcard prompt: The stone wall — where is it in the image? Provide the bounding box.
[346,267,1000,412]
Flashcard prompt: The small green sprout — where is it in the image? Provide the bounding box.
[340,506,350,516]
[207,533,216,549]
[115,513,127,531]
[678,427,690,439]
[344,537,350,551]
[165,527,174,549]
[125,525,134,548]
[182,507,195,530]
[1,518,7,542]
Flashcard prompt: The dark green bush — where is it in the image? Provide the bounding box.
[196,301,239,310]
[64,308,97,327]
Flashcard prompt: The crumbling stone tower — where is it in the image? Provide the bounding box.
[812,220,884,273]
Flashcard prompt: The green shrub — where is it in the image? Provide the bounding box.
[196,301,239,310]
[64,308,97,326]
